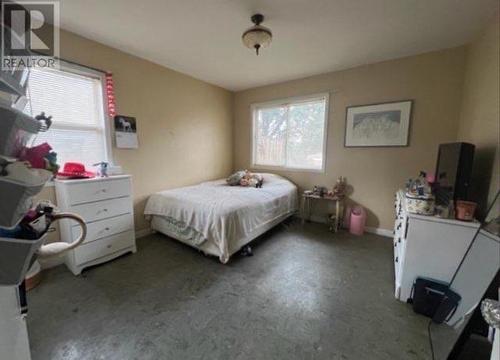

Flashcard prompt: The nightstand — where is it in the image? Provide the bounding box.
[301,192,345,232]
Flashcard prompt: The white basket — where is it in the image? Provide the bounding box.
[0,163,52,229]
[0,233,47,286]
[0,103,41,158]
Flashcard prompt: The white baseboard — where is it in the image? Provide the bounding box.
[136,227,153,239]
[365,226,393,238]
[296,214,392,238]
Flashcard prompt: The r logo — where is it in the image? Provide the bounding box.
[1,1,59,69]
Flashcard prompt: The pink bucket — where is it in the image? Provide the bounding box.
[349,206,366,236]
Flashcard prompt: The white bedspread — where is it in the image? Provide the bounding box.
[144,173,298,262]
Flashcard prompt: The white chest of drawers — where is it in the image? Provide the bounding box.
[55,175,136,275]
[393,190,480,302]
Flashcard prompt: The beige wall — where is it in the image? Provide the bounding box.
[233,47,467,230]
[457,14,499,217]
[40,29,233,235]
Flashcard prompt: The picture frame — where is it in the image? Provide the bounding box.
[344,100,413,147]
[114,115,139,149]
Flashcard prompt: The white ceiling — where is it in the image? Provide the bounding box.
[59,0,499,91]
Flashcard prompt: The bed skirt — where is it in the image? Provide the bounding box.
[150,211,295,263]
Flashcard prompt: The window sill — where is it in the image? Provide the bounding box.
[250,164,326,174]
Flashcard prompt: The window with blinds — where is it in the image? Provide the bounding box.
[252,94,329,171]
[24,63,110,168]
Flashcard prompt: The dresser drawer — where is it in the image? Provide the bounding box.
[65,178,131,205]
[69,197,132,223]
[74,231,135,265]
[71,213,134,244]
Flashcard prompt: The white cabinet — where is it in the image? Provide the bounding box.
[393,190,480,302]
[55,175,136,275]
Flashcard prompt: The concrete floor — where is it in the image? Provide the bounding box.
[27,221,431,360]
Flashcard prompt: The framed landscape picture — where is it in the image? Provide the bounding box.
[344,100,413,147]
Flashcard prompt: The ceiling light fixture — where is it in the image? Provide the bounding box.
[242,14,272,55]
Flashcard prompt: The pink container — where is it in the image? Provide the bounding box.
[349,206,366,236]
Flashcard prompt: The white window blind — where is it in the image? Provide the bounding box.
[25,65,109,168]
[252,94,328,171]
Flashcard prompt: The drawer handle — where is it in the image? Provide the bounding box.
[97,209,109,215]
[395,257,398,263]
[107,244,112,249]
[98,227,111,234]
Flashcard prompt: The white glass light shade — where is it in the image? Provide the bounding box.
[242,25,272,54]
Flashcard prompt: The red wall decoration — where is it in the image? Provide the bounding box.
[105,73,116,118]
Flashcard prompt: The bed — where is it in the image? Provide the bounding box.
[144,173,298,263]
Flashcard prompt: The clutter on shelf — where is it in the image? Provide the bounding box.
[0,201,87,286]
[405,171,436,215]
[404,170,479,221]
[312,185,327,197]
[0,158,53,229]
[0,104,52,158]
[305,177,347,199]
[19,142,59,175]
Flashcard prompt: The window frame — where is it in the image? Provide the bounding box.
[28,59,114,167]
[250,93,329,173]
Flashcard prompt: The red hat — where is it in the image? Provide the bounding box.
[57,162,95,179]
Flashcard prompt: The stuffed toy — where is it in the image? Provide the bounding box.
[226,170,263,188]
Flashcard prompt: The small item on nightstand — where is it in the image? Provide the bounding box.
[313,185,326,197]
[329,176,346,198]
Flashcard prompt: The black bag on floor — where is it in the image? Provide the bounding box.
[410,277,461,324]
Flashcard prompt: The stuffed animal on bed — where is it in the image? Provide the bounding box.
[226,170,263,188]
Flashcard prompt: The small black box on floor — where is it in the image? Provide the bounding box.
[410,277,461,323]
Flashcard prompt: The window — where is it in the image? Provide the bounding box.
[252,94,328,171]
[24,61,111,168]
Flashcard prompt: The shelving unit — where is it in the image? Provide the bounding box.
[0,61,52,284]
[0,68,29,99]
[0,21,44,360]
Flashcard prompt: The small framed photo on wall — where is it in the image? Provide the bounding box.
[344,100,413,147]
[114,115,139,149]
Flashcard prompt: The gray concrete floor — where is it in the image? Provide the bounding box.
[27,221,431,360]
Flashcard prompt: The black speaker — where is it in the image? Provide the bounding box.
[435,142,475,206]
